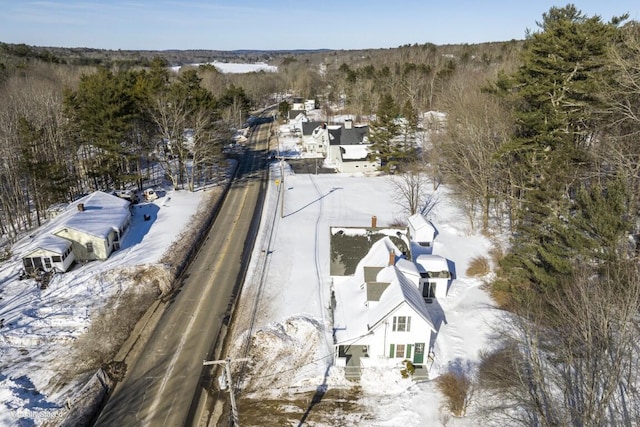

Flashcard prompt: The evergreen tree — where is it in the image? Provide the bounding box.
[494,5,627,296]
[64,67,139,190]
[369,93,402,172]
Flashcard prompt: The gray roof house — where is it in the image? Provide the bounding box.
[329,120,379,173]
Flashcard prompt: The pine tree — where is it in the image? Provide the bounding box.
[369,93,401,172]
[65,68,139,190]
[494,5,627,296]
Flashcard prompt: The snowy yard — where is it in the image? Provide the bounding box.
[228,156,500,425]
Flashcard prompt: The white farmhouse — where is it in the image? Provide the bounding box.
[333,237,435,379]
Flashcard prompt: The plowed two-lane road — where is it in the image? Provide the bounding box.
[94,116,271,426]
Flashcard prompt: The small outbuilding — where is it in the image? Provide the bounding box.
[407,213,437,248]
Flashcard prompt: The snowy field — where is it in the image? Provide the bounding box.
[170,61,277,73]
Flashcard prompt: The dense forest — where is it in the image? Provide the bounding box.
[2,4,640,425]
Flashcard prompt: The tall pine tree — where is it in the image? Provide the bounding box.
[494,5,627,298]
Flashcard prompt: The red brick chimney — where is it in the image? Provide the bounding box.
[371,215,377,228]
[388,250,395,266]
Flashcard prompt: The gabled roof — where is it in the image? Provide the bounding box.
[367,266,436,333]
[408,213,436,234]
[327,124,369,146]
[22,234,72,257]
[56,192,130,239]
[333,237,435,344]
[341,125,369,145]
[330,226,409,276]
[302,121,325,136]
[17,191,130,257]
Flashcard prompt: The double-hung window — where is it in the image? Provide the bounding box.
[392,316,411,332]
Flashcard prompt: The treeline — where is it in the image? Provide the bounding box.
[431,6,640,425]
[0,57,277,243]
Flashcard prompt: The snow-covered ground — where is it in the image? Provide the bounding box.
[0,122,500,426]
[0,188,209,426]
[226,132,500,425]
[170,61,277,73]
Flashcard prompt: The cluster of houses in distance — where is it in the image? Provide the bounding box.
[280,97,447,174]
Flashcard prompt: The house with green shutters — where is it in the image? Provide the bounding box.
[332,236,436,380]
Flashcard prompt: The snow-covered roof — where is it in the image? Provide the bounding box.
[408,213,436,233]
[395,258,421,286]
[58,192,130,239]
[368,265,435,332]
[341,144,371,161]
[290,112,308,124]
[415,254,449,273]
[18,192,130,257]
[22,233,72,257]
[334,237,435,344]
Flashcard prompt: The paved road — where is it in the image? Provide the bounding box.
[94,119,270,427]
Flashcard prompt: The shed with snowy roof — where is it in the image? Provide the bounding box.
[407,213,437,248]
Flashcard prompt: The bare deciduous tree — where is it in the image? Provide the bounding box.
[434,74,512,232]
[388,166,437,217]
[478,260,640,426]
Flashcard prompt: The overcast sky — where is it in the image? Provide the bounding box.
[1,1,638,51]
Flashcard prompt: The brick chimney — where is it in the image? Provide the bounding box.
[371,215,377,228]
[388,250,396,266]
[78,203,85,212]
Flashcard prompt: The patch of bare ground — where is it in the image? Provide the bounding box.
[233,387,372,426]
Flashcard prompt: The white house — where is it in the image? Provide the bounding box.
[408,213,437,248]
[415,254,451,300]
[333,237,435,379]
[288,112,309,134]
[322,120,378,174]
[19,191,131,273]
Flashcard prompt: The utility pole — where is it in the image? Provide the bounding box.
[280,156,285,218]
[203,357,250,427]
